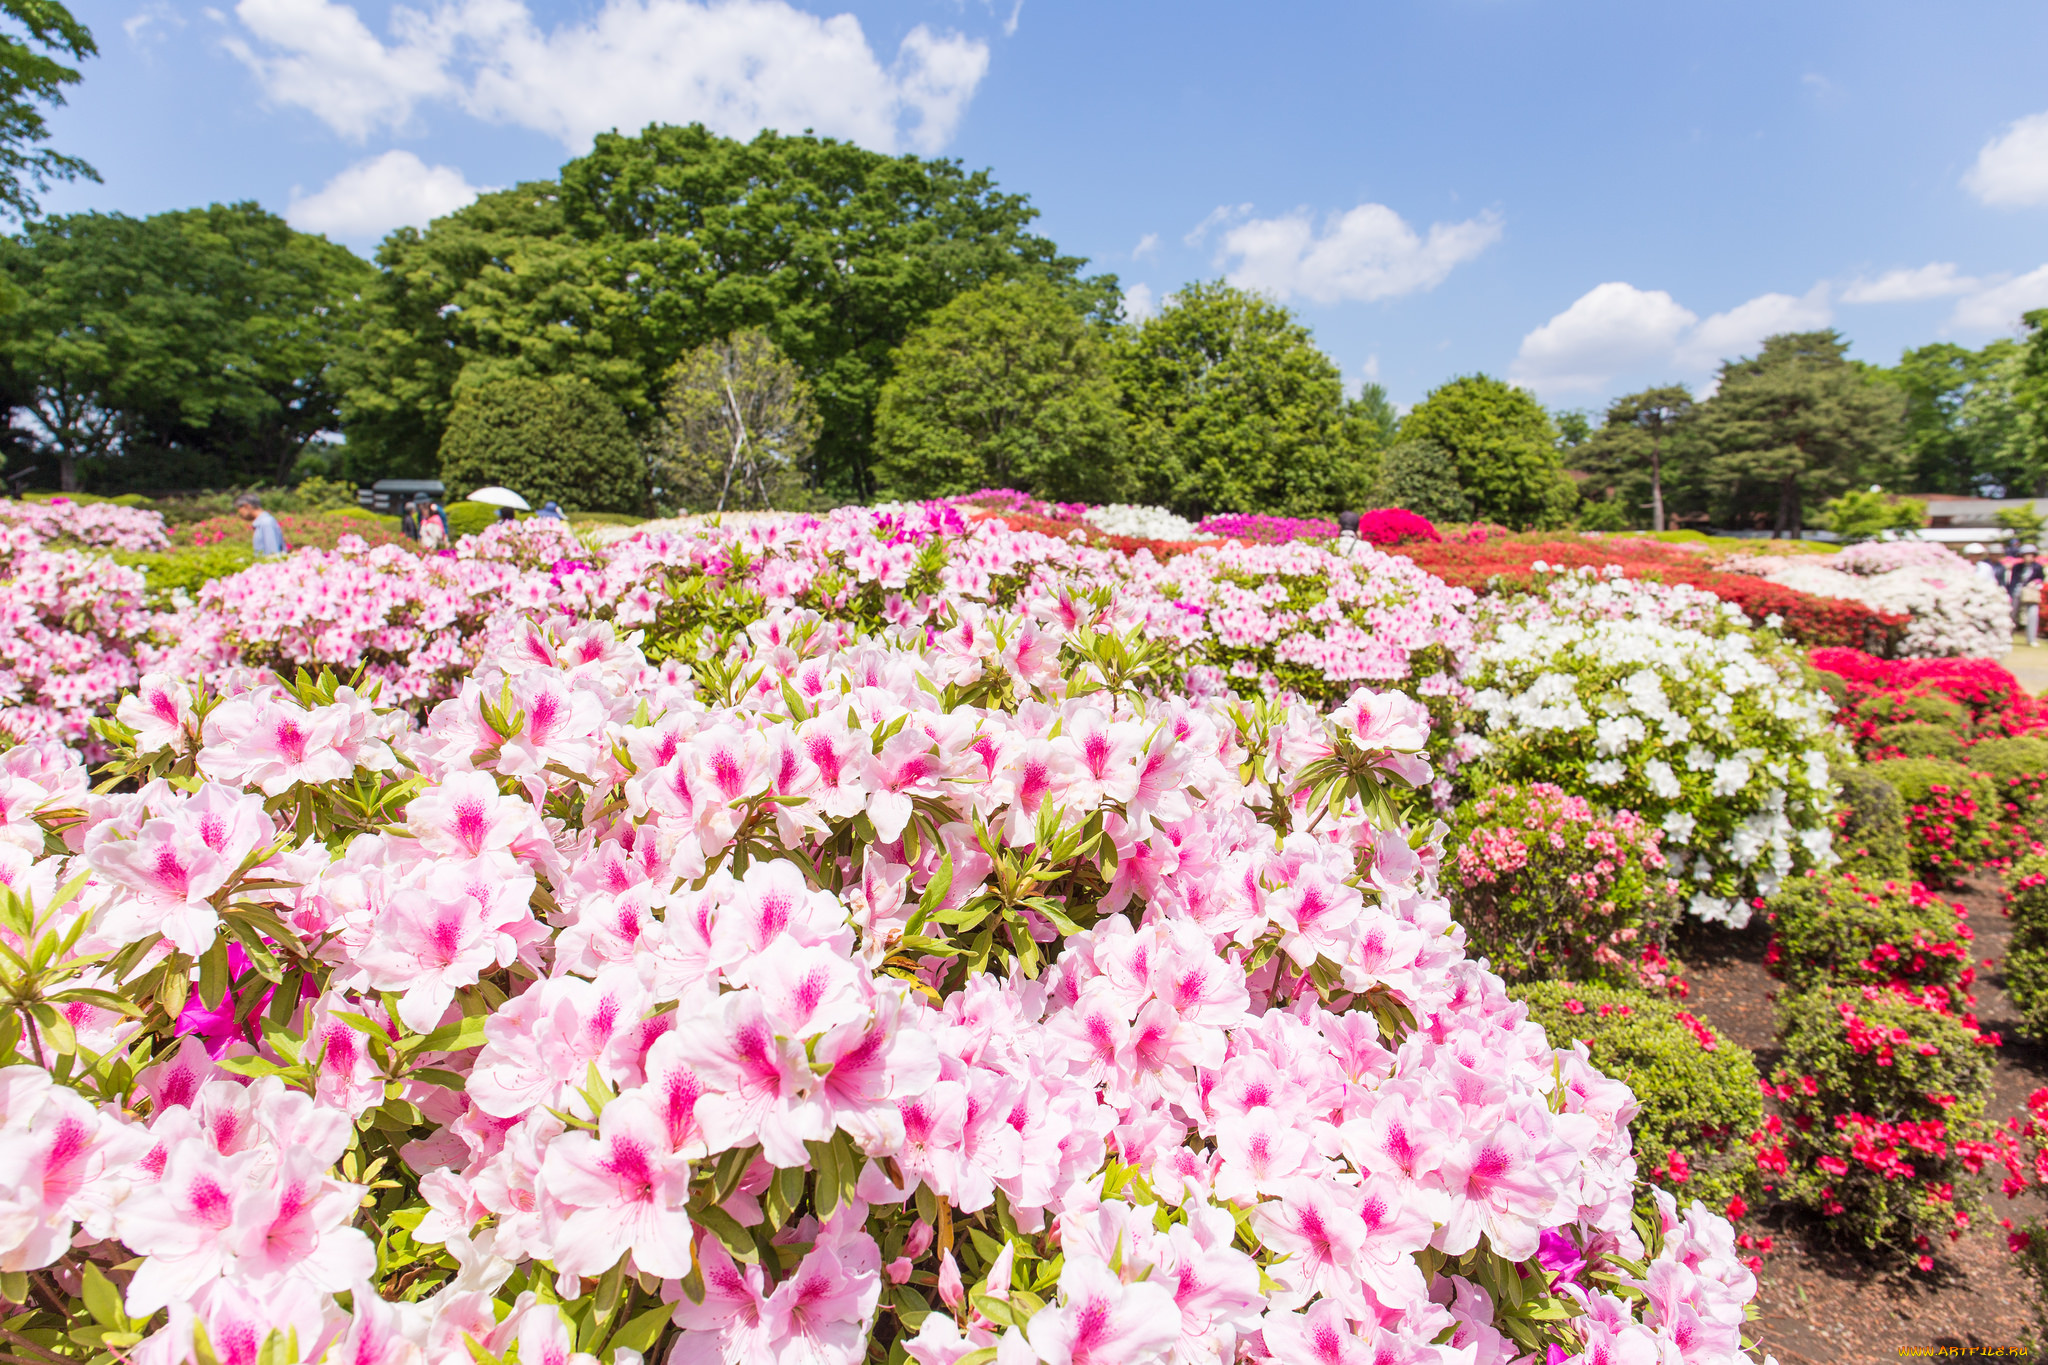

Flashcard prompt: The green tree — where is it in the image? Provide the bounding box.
[437,375,646,513]
[1890,340,2028,495]
[1697,331,1906,537]
[0,203,371,489]
[872,278,1128,502]
[1376,440,1471,522]
[339,124,1108,499]
[1114,281,1367,517]
[647,329,818,513]
[1349,381,1399,448]
[1580,386,1696,531]
[0,0,96,223]
[1400,374,1574,528]
[1816,486,1927,543]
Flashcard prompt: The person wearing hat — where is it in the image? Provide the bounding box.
[1969,542,2007,590]
[2014,544,2046,646]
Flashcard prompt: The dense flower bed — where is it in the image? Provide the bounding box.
[1463,568,1844,926]
[1398,539,1907,651]
[0,496,170,551]
[1194,512,1336,544]
[179,511,415,553]
[1728,545,2008,658]
[0,527,158,748]
[0,591,1762,1365]
[1809,649,2048,742]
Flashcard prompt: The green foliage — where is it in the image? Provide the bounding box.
[109,541,255,603]
[1832,769,1913,882]
[1771,987,1993,1247]
[0,203,372,490]
[1576,498,1628,532]
[1765,872,1970,994]
[1579,386,1696,532]
[646,329,818,513]
[1873,722,1961,761]
[337,125,1107,497]
[1817,487,1928,542]
[1860,687,1969,731]
[0,0,97,222]
[437,375,647,514]
[1696,331,1907,536]
[1375,440,1471,522]
[1889,339,2029,497]
[1514,981,1762,1211]
[445,501,516,538]
[1998,503,2047,544]
[872,278,1128,503]
[2002,849,2048,1041]
[1400,374,1575,529]
[1115,281,1369,518]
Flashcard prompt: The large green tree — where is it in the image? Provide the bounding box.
[1889,339,2028,496]
[1579,385,1696,530]
[1114,280,1370,517]
[1400,374,1574,528]
[647,329,818,513]
[437,374,646,513]
[0,203,371,489]
[872,278,1129,502]
[338,124,1109,497]
[0,0,95,223]
[1696,331,1905,537]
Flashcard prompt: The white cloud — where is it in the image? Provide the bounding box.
[1840,262,1979,304]
[1948,264,2048,332]
[1132,232,1158,259]
[1183,203,1249,247]
[1511,280,1834,394]
[1122,282,1156,322]
[1216,203,1501,305]
[287,150,488,240]
[226,0,989,153]
[1360,354,1380,383]
[1966,112,2048,206]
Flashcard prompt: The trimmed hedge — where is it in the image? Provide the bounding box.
[1765,872,1974,999]
[438,375,648,514]
[1515,981,1763,1212]
[1863,757,2003,885]
[2004,849,2048,1041]
[1833,769,1914,883]
[1873,723,1961,761]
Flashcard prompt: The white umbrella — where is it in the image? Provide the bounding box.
[466,486,531,511]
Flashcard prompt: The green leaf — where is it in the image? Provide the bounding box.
[608,1302,672,1356]
[412,1013,489,1054]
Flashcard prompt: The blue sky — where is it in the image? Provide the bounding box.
[40,0,2048,411]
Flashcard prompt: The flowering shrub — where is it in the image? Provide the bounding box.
[1992,1089,2048,1335]
[1398,539,1906,650]
[1449,782,1680,988]
[0,496,170,551]
[1762,987,1997,1252]
[1733,549,2009,657]
[1462,568,1843,926]
[1809,648,2048,743]
[2000,849,2048,1041]
[1862,758,2011,885]
[1194,512,1336,544]
[1515,981,1764,1213]
[1355,508,1441,547]
[947,487,1091,521]
[1833,769,1915,883]
[0,597,1764,1365]
[1764,872,1976,998]
[1966,736,2048,845]
[177,511,415,553]
[0,528,158,748]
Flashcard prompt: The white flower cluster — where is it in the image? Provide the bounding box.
[1463,567,1843,927]
[1728,546,2009,658]
[1082,502,1218,540]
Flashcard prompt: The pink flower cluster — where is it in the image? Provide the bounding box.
[0,527,158,749]
[0,592,1761,1365]
[0,497,171,552]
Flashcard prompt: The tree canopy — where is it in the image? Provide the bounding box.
[1578,385,1696,531]
[0,0,95,223]
[1400,374,1573,528]
[873,278,1129,503]
[1696,330,1905,536]
[337,124,1110,499]
[0,202,371,490]
[1115,281,1371,518]
[647,329,818,513]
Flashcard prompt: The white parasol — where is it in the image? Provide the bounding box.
[465,486,532,511]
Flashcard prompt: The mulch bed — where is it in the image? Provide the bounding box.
[1674,875,2048,1360]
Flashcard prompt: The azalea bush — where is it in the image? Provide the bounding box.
[1764,872,1976,999]
[1461,567,1844,926]
[1862,757,2010,885]
[1762,987,1999,1253]
[0,496,170,551]
[1193,512,1336,544]
[0,589,1765,1365]
[1515,981,1763,1215]
[2001,849,2048,1040]
[1448,782,1681,988]
[1730,547,2008,658]
[0,526,160,749]
[1810,648,2048,746]
[1831,769,1914,883]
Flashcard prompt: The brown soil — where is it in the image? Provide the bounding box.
[1674,874,2048,1362]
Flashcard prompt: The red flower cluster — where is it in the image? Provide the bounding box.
[182,513,415,553]
[1809,647,2048,741]
[1396,540,1907,648]
[1354,508,1441,547]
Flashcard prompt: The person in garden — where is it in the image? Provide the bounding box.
[537,500,567,521]
[233,493,285,555]
[400,496,422,540]
[2015,544,2046,645]
[418,501,448,550]
[1968,542,2006,590]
